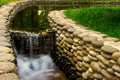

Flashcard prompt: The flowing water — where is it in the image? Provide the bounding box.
[12,32,67,80]
[17,54,62,80]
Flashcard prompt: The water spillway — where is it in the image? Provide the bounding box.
[11,31,55,57]
[10,30,67,80]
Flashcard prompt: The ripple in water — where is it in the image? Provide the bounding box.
[17,54,61,80]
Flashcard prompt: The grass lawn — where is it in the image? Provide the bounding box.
[64,6,120,39]
[0,0,19,5]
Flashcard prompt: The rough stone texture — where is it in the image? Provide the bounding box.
[96,55,109,65]
[115,72,120,78]
[0,73,19,80]
[0,53,15,62]
[112,52,120,61]
[101,45,118,54]
[90,62,101,72]
[0,46,13,54]
[0,62,16,73]
[101,69,113,79]
[93,73,103,79]
[48,10,120,79]
[0,0,23,79]
[89,50,98,57]
[0,42,11,47]
[3,0,120,80]
[82,35,97,43]
[117,58,120,66]
[0,1,93,80]
[92,40,103,47]
[101,52,111,59]
[64,38,73,44]
[106,68,114,75]
[112,65,120,72]
[67,28,75,33]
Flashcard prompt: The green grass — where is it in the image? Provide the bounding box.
[0,0,19,5]
[64,6,120,39]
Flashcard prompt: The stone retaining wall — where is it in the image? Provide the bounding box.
[0,0,79,79]
[1,0,120,79]
[0,0,86,79]
[0,1,21,80]
[48,10,120,80]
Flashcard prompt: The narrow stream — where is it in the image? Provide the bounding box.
[17,54,65,80]
[11,31,67,80]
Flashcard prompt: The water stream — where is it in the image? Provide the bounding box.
[12,32,67,80]
[27,32,35,58]
[17,54,59,80]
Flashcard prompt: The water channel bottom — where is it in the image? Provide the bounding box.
[17,54,67,80]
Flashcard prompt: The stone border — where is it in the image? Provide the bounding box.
[48,10,120,79]
[0,0,120,79]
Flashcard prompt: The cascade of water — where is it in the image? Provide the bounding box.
[12,37,18,56]
[29,35,33,58]
[12,31,65,80]
[16,54,57,80]
[26,32,34,58]
[27,32,40,58]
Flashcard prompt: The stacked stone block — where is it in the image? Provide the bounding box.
[48,10,120,80]
[0,0,85,79]
[0,2,20,80]
[1,0,120,79]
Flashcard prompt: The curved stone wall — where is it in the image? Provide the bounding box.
[0,0,77,79]
[0,1,21,80]
[0,0,83,79]
[1,0,120,79]
[0,0,79,79]
[48,10,120,80]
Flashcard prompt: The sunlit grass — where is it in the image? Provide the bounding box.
[0,0,19,5]
[64,6,120,39]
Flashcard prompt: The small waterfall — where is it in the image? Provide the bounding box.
[29,36,33,58]
[11,31,66,80]
[27,33,33,58]
[16,54,56,80]
[26,32,40,58]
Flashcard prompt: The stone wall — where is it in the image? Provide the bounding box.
[0,0,79,79]
[0,0,78,79]
[48,10,120,80]
[1,0,120,79]
[0,1,21,80]
[0,0,87,80]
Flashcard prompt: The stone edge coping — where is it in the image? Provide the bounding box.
[48,10,120,52]
[0,0,29,80]
[48,10,120,79]
[0,0,120,79]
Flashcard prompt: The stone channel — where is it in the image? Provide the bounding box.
[48,10,120,80]
[0,0,120,80]
[10,30,68,80]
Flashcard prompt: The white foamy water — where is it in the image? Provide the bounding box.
[16,54,57,80]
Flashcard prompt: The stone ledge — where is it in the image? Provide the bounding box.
[0,62,16,73]
[0,53,15,62]
[48,10,120,79]
[0,73,19,80]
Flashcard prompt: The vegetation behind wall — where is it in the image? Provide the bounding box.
[11,6,50,32]
[64,6,120,39]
